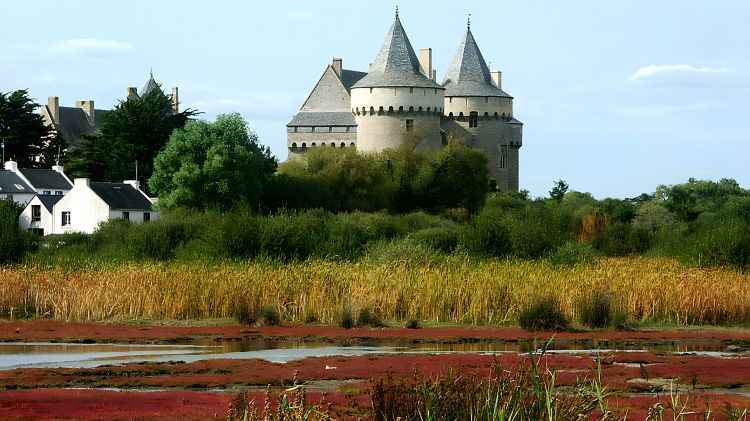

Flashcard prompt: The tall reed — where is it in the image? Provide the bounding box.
[1,257,748,325]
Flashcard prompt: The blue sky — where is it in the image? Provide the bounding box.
[2,1,748,198]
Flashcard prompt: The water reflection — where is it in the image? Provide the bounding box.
[0,338,734,370]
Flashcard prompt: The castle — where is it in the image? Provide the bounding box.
[287,11,523,191]
[41,72,179,147]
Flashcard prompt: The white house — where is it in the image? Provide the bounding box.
[53,178,158,234]
[1,162,35,206]
[19,195,64,235]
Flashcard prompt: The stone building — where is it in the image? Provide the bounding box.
[287,12,523,191]
[41,72,179,147]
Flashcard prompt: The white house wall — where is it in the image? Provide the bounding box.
[109,209,159,223]
[53,182,110,234]
[18,196,54,235]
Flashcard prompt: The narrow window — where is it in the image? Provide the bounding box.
[410,87,414,93]
[500,145,508,169]
[143,212,151,222]
[42,190,51,195]
[55,191,63,195]
[469,112,479,128]
[31,205,41,222]
[122,211,130,221]
[62,211,71,226]
[405,119,414,132]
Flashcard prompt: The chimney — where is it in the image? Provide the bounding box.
[74,178,90,187]
[491,70,502,89]
[76,100,96,125]
[127,87,138,99]
[124,180,140,191]
[48,96,60,124]
[332,58,342,77]
[52,165,64,174]
[171,87,179,113]
[4,159,18,173]
[432,69,437,81]
[419,48,432,79]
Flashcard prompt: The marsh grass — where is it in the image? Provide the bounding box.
[2,257,750,326]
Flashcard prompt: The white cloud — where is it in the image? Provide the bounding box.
[51,38,132,56]
[630,64,728,83]
[285,9,317,20]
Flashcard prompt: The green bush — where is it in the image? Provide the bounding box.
[409,225,461,253]
[518,297,569,331]
[125,218,198,260]
[549,242,598,266]
[460,209,510,258]
[0,198,29,264]
[364,237,444,265]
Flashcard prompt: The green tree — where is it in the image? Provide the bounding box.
[149,113,276,211]
[549,179,569,202]
[63,88,197,184]
[0,89,61,168]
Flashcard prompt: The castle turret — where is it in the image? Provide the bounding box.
[350,11,445,152]
[442,22,523,191]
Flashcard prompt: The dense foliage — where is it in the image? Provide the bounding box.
[0,89,61,167]
[24,177,750,272]
[149,113,276,211]
[267,139,489,214]
[0,199,30,264]
[63,88,197,185]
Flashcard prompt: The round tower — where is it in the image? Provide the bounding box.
[350,11,444,152]
[441,23,523,191]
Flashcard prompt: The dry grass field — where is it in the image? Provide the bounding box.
[1,257,748,326]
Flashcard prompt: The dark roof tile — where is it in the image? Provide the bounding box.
[0,170,34,194]
[36,195,64,212]
[442,28,511,98]
[89,182,153,210]
[19,169,72,190]
[352,15,442,89]
[287,112,356,127]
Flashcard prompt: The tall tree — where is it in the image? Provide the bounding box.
[149,113,276,211]
[0,89,61,168]
[63,88,197,185]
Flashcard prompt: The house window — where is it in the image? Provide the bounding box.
[469,112,479,128]
[500,145,508,169]
[62,211,71,226]
[122,211,130,221]
[42,190,51,195]
[55,191,63,195]
[143,212,151,222]
[405,119,414,132]
[31,205,41,222]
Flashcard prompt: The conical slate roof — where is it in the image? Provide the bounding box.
[442,28,511,97]
[140,73,163,97]
[352,14,442,89]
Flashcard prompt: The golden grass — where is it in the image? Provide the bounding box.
[1,257,748,325]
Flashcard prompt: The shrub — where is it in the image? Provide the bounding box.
[549,241,598,266]
[338,304,354,329]
[125,219,198,261]
[0,198,30,264]
[518,297,569,331]
[578,290,614,328]
[258,305,281,326]
[405,319,420,329]
[460,209,510,258]
[357,306,385,327]
[409,225,461,253]
[364,238,443,265]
